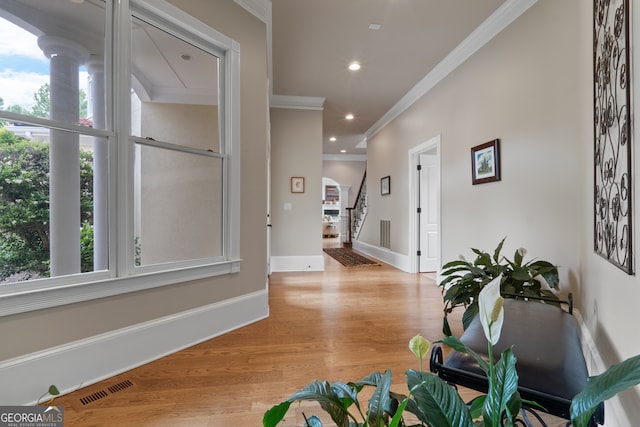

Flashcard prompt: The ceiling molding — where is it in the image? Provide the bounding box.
[364,0,538,142]
[233,0,271,23]
[270,94,325,110]
[354,136,367,149]
[323,154,367,162]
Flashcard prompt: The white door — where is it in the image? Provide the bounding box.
[419,153,439,272]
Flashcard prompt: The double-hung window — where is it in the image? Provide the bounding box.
[0,0,240,315]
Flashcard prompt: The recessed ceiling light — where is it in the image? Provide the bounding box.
[369,23,382,30]
[340,150,347,153]
[345,114,354,120]
[348,62,361,71]
[329,137,337,142]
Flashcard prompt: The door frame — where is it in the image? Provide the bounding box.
[408,134,442,274]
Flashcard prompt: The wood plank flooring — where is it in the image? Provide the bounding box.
[52,240,565,426]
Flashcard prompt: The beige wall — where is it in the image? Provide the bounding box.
[270,108,323,256]
[0,0,268,360]
[363,0,583,283]
[579,0,640,418]
[362,0,640,417]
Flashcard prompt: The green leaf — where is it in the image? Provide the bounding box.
[406,369,474,427]
[263,401,292,427]
[473,252,493,268]
[268,380,354,427]
[493,238,506,263]
[571,354,640,427]
[530,261,559,289]
[442,260,473,270]
[332,381,359,412]
[483,347,519,427]
[353,371,383,388]
[509,268,531,282]
[505,391,523,423]
[468,395,485,420]
[389,397,410,427]
[367,369,393,427]
[462,303,479,331]
[513,249,523,267]
[437,336,490,374]
[442,315,452,336]
[48,385,60,396]
[439,271,467,285]
[443,284,464,302]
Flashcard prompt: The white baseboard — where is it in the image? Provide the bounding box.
[270,255,324,272]
[0,289,269,405]
[575,310,631,427]
[352,240,410,272]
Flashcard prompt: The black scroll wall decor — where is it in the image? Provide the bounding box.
[594,0,633,274]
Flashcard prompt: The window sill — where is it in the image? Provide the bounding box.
[0,259,242,317]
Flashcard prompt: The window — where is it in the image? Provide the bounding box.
[0,0,240,315]
[130,14,224,270]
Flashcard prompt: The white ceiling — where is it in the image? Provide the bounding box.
[3,0,512,157]
[270,0,508,155]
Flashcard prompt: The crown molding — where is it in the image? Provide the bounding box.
[270,94,325,110]
[365,0,538,141]
[323,154,367,162]
[354,136,368,149]
[233,0,271,23]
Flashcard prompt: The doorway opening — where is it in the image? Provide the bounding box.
[322,177,342,240]
[408,135,441,273]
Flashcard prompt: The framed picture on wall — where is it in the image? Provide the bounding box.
[471,139,501,185]
[381,176,391,195]
[291,177,305,193]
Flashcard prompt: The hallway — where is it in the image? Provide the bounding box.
[52,243,564,426]
[53,244,449,425]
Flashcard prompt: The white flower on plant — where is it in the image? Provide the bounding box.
[409,334,431,371]
[409,334,430,360]
[517,247,527,257]
[479,274,504,345]
[458,254,466,261]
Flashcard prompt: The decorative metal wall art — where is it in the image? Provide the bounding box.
[594,0,633,274]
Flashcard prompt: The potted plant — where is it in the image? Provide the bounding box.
[262,277,640,427]
[439,238,559,335]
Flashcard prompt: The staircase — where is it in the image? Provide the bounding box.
[346,172,367,245]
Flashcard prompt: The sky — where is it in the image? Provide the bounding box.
[0,18,88,110]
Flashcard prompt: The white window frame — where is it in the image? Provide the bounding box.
[0,0,241,316]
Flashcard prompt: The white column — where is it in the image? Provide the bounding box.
[340,185,351,242]
[38,36,89,277]
[87,58,108,271]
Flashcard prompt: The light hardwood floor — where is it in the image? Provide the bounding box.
[53,240,564,426]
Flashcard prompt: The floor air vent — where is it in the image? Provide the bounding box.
[78,379,135,406]
[79,390,108,406]
[108,379,134,394]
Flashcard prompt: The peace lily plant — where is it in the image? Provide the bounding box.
[263,275,640,426]
[439,238,560,336]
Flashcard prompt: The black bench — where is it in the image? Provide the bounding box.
[430,296,604,426]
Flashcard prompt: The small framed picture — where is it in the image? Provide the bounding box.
[291,176,305,193]
[471,139,500,185]
[381,175,391,195]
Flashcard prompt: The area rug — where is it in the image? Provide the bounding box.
[323,248,381,267]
